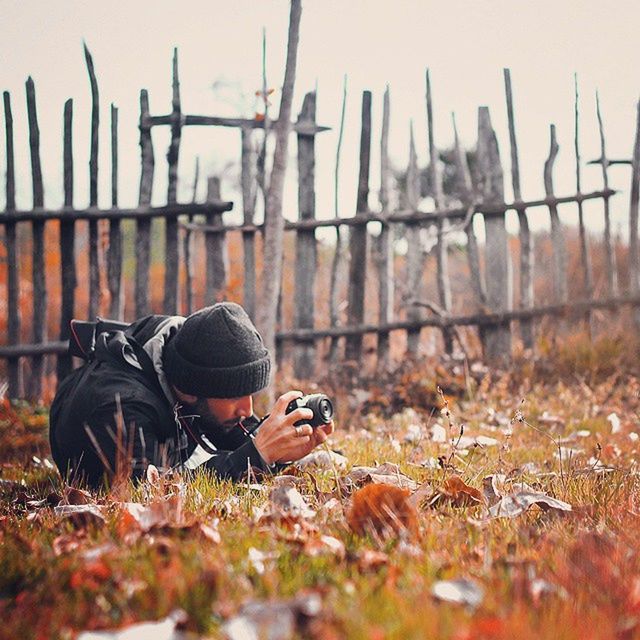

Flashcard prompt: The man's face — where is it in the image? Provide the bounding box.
[194,395,254,433]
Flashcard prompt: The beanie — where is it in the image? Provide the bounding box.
[163,302,271,398]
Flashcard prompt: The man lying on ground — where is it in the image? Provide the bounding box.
[49,302,334,488]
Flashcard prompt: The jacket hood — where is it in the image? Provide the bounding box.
[94,314,185,405]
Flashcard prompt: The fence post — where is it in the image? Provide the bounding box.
[504,69,534,349]
[205,177,227,304]
[108,104,123,321]
[376,86,393,369]
[57,99,76,384]
[3,91,22,398]
[477,106,512,363]
[26,77,46,400]
[629,100,640,327]
[164,48,182,314]
[136,89,154,317]
[405,121,422,355]
[293,92,317,378]
[345,90,371,362]
[84,44,101,320]
[544,124,568,303]
[452,113,485,310]
[241,127,257,321]
[183,157,199,315]
[596,92,617,297]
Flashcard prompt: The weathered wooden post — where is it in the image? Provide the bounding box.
[477,106,512,363]
[293,92,317,378]
[241,128,257,321]
[183,157,199,315]
[164,48,182,314]
[136,89,154,317]
[544,124,568,303]
[405,120,422,355]
[596,92,617,297]
[504,69,534,349]
[452,113,485,309]
[108,103,123,320]
[426,71,453,353]
[204,177,227,303]
[574,76,594,312]
[26,77,46,400]
[57,99,76,383]
[629,100,640,326]
[84,44,101,319]
[375,86,394,369]
[3,91,22,398]
[329,76,348,363]
[345,90,372,362]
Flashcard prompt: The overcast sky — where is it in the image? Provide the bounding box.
[2,0,639,237]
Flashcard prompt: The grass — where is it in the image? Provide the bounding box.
[2,339,640,639]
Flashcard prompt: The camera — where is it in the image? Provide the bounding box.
[285,393,334,428]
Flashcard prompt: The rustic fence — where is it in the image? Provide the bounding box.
[2,48,640,401]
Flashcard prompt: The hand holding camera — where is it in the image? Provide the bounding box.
[253,390,335,465]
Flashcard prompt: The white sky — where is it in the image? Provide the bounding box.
[2,0,639,237]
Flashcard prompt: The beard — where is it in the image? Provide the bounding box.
[181,398,248,451]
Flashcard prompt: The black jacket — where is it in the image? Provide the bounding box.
[49,315,271,488]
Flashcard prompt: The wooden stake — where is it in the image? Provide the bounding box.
[84,43,101,319]
[346,90,372,362]
[164,48,182,314]
[544,124,568,303]
[26,76,46,400]
[596,90,618,296]
[293,92,317,378]
[477,106,512,363]
[108,103,123,320]
[57,98,76,383]
[376,85,393,369]
[3,91,22,397]
[136,89,154,317]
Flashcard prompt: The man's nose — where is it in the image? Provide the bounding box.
[235,396,253,417]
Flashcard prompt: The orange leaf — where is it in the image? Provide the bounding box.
[347,483,419,539]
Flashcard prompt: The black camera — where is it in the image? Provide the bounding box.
[285,393,334,428]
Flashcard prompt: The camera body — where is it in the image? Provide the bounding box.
[285,393,334,428]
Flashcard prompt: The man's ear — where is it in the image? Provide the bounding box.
[172,386,197,404]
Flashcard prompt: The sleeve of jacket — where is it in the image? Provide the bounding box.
[184,437,274,480]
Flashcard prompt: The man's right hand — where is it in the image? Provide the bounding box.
[253,390,328,465]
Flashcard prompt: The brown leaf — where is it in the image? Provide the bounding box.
[347,483,419,540]
[430,475,485,508]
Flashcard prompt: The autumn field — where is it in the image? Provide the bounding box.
[2,333,640,639]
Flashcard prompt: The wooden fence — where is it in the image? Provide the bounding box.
[2,49,640,401]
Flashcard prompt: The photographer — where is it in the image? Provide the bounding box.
[49,302,334,488]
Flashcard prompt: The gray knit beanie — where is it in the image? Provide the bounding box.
[163,302,271,398]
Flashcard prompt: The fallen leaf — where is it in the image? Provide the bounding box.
[54,504,106,528]
[222,593,322,640]
[430,476,485,508]
[607,412,622,434]
[269,486,316,519]
[295,450,348,471]
[343,463,419,491]
[432,578,484,608]
[489,490,572,518]
[347,483,419,540]
[303,534,346,559]
[77,610,187,639]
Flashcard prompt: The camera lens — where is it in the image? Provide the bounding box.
[318,398,333,422]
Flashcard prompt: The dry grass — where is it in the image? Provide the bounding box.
[2,332,640,638]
